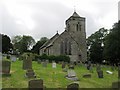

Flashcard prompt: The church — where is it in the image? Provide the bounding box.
[39,11,87,63]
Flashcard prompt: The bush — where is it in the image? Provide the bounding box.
[37,54,70,63]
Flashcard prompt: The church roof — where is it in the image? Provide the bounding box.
[72,11,80,17]
[40,32,59,49]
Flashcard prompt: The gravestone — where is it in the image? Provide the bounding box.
[25,69,36,78]
[63,68,68,72]
[87,61,92,70]
[46,60,49,63]
[68,70,76,77]
[37,59,41,64]
[52,62,56,68]
[67,83,79,90]
[69,64,74,69]
[23,55,32,70]
[28,79,43,89]
[62,62,66,69]
[42,61,47,67]
[97,70,103,78]
[96,64,101,72]
[2,60,11,76]
[10,55,17,62]
[89,65,93,73]
[66,70,79,81]
[112,81,120,88]
[83,74,91,78]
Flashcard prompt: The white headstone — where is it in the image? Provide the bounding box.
[106,70,113,74]
[52,62,56,68]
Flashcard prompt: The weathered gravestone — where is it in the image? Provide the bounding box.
[83,73,91,78]
[23,55,32,70]
[42,61,47,67]
[28,79,43,90]
[67,83,79,90]
[87,61,91,70]
[2,60,11,76]
[68,62,74,69]
[97,70,103,78]
[62,62,66,69]
[112,81,120,88]
[10,55,17,62]
[66,70,79,81]
[37,59,41,64]
[96,64,103,78]
[89,65,93,73]
[25,69,36,78]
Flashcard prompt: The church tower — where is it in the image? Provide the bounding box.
[65,11,87,62]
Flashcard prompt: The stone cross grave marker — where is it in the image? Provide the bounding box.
[25,69,36,78]
[2,60,11,76]
[23,55,32,70]
[67,83,79,90]
[28,79,43,89]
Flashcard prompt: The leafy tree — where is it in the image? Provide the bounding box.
[104,21,120,64]
[1,34,13,53]
[87,28,108,63]
[12,35,35,54]
[31,37,48,54]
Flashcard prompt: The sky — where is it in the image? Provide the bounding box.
[0,0,119,42]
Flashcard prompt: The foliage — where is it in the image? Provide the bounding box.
[12,35,35,54]
[35,54,70,63]
[87,28,108,63]
[104,21,120,64]
[31,37,48,54]
[1,34,13,53]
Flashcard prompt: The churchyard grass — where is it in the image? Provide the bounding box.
[2,60,118,88]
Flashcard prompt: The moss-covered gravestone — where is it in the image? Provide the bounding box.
[23,55,32,70]
[2,60,11,76]
[25,69,36,78]
[28,79,43,90]
[67,83,79,90]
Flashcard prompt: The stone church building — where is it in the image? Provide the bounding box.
[39,11,87,63]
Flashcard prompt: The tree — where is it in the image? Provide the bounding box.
[1,34,13,53]
[87,28,108,63]
[104,21,120,64]
[12,35,35,54]
[31,37,48,54]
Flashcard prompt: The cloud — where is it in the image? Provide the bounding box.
[1,0,119,41]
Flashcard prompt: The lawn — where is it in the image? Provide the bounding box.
[2,60,118,88]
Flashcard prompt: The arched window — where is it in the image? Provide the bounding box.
[76,22,81,31]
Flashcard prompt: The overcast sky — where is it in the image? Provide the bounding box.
[0,0,119,42]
